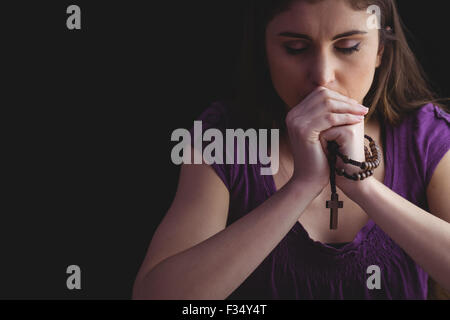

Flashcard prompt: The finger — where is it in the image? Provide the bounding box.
[314,112,365,133]
[319,135,330,157]
[288,86,334,118]
[324,99,369,115]
[317,86,361,106]
[287,87,368,122]
[288,99,367,127]
[320,122,366,164]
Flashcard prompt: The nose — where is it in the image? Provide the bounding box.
[308,50,336,88]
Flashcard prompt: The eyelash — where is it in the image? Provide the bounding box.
[285,43,361,55]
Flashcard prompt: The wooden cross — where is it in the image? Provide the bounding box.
[326,193,343,230]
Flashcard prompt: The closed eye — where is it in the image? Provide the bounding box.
[285,46,308,55]
[336,43,361,55]
[285,42,361,55]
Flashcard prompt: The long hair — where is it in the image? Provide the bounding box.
[230,0,450,135]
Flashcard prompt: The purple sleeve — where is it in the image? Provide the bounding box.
[188,102,233,191]
[414,103,450,188]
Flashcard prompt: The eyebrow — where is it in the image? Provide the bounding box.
[278,30,368,41]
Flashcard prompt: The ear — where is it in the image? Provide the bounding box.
[376,43,384,68]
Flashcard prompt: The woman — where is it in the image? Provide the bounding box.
[133,0,450,299]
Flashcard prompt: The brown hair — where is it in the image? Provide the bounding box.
[230,0,450,134]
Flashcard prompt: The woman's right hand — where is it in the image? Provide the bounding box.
[285,86,369,193]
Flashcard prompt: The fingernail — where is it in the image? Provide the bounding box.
[360,105,369,110]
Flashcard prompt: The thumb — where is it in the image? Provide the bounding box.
[320,128,346,153]
[319,135,335,159]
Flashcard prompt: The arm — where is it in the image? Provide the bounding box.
[132,162,322,300]
[348,149,450,291]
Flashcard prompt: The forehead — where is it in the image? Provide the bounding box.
[267,0,374,38]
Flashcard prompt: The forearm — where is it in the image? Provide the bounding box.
[352,178,450,291]
[132,180,321,300]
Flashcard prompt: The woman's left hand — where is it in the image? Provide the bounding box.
[319,113,372,198]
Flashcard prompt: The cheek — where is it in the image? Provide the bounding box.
[340,56,377,103]
[266,46,307,107]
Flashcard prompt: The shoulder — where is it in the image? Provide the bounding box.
[409,103,450,188]
[411,102,450,127]
[417,104,450,222]
[192,100,235,132]
[187,100,238,192]
[387,103,449,191]
[410,103,450,152]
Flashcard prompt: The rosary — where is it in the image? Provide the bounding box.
[326,135,381,229]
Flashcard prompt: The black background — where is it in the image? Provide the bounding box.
[2,1,449,299]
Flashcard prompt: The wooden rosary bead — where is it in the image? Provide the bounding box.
[339,166,375,180]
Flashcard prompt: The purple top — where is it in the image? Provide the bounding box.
[188,101,450,299]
